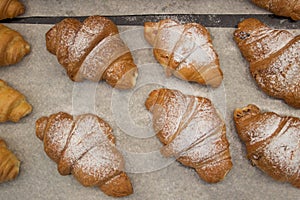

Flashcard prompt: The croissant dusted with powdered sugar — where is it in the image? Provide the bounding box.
[145,88,232,183]
[0,79,32,122]
[0,0,25,20]
[46,15,138,89]
[252,0,300,20]
[36,112,133,197]
[0,24,30,66]
[0,138,20,183]
[234,104,300,188]
[234,18,300,108]
[144,19,223,88]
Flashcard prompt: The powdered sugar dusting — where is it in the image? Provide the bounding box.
[236,24,294,63]
[161,96,223,157]
[59,114,112,172]
[40,113,125,186]
[254,38,300,101]
[148,89,230,170]
[73,142,124,186]
[171,25,206,64]
[249,29,292,61]
[263,118,300,177]
[151,89,186,143]
[78,34,130,81]
[68,18,106,63]
[148,19,221,85]
[245,113,282,145]
[182,130,228,166]
[43,113,74,162]
[173,24,217,73]
[153,19,183,56]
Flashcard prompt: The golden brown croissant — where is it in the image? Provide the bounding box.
[0,138,20,183]
[144,19,223,88]
[0,24,30,66]
[234,104,300,188]
[145,88,232,183]
[252,0,300,20]
[46,15,138,89]
[36,112,133,197]
[234,18,300,108]
[0,0,25,20]
[0,79,32,122]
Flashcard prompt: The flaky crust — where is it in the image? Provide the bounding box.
[0,79,32,122]
[36,112,133,197]
[0,0,25,20]
[252,0,300,20]
[234,18,300,108]
[234,104,300,188]
[144,19,223,88]
[0,138,20,183]
[145,88,232,183]
[0,24,30,66]
[46,15,138,89]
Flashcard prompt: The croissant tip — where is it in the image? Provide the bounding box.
[233,104,260,121]
[0,138,7,148]
[195,159,233,183]
[0,139,21,183]
[99,172,133,197]
[36,116,48,140]
[145,89,161,111]
[17,7,25,16]
[114,67,138,89]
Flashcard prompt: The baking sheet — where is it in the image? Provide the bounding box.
[0,1,299,199]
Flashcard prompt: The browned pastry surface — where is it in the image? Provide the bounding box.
[145,88,232,183]
[0,0,25,20]
[234,104,300,188]
[36,112,133,197]
[0,79,32,122]
[46,15,138,89]
[0,138,20,183]
[144,19,223,88]
[0,24,30,66]
[234,18,300,108]
[252,0,300,20]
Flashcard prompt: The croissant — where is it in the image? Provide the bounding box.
[36,112,133,197]
[252,0,300,20]
[234,104,300,188]
[234,18,300,108]
[0,138,20,183]
[145,88,232,183]
[0,79,32,122]
[0,0,25,20]
[46,15,138,89]
[0,24,30,66]
[144,19,223,88]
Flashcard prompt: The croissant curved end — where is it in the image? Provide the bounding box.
[6,1,25,19]
[114,67,138,89]
[0,139,21,183]
[237,18,263,30]
[0,138,7,148]
[99,172,133,197]
[145,89,160,111]
[195,159,233,183]
[233,104,260,122]
[234,18,263,43]
[45,26,58,55]
[144,22,159,46]
[204,72,223,88]
[36,116,49,141]
[292,4,300,20]
[9,99,32,122]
